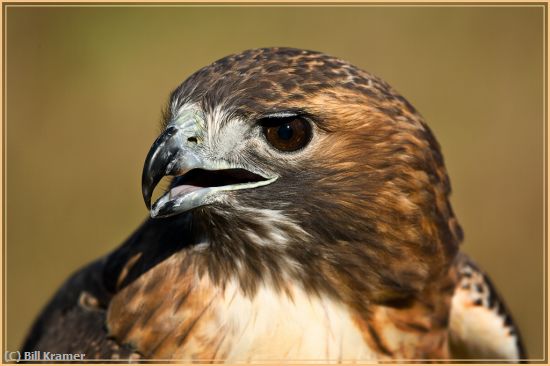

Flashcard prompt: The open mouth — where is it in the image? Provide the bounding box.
[149,167,277,218]
[168,168,270,200]
[141,122,278,218]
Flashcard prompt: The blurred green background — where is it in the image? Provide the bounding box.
[4,5,545,359]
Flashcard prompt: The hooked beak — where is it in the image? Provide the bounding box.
[141,122,277,218]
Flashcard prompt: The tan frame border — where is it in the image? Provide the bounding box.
[0,2,546,364]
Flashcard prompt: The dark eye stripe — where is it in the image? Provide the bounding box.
[261,116,312,152]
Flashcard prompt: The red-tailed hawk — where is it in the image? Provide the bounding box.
[22,47,525,362]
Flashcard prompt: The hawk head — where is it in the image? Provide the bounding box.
[141,47,463,309]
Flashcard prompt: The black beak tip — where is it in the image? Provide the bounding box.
[141,126,182,213]
[142,180,152,210]
[141,164,155,211]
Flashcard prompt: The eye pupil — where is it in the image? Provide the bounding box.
[277,124,294,140]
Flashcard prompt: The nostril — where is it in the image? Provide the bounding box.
[187,136,198,144]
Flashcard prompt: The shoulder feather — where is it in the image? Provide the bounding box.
[449,253,526,361]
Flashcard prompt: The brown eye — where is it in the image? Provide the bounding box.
[262,117,312,152]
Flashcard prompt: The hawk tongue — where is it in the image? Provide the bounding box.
[170,185,202,199]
